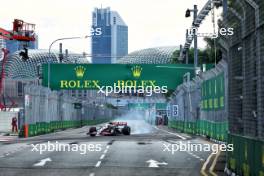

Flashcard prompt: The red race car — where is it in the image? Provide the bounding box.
[87,122,131,137]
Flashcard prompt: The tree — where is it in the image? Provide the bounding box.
[203,37,222,64]
[171,50,181,63]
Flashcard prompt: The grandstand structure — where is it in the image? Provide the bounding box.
[1,49,87,79]
[117,46,178,64]
[0,49,89,107]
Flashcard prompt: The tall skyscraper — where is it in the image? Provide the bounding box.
[92,7,128,64]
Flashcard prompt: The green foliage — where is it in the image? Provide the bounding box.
[172,34,222,65]
[171,46,221,65]
[228,0,235,8]
[171,50,180,63]
[203,37,222,63]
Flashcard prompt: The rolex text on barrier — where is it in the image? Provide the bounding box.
[42,64,194,91]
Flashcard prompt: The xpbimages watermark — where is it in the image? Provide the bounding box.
[163,141,233,154]
[31,141,102,155]
[188,27,234,39]
[97,83,168,96]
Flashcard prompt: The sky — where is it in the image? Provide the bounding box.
[0,0,222,54]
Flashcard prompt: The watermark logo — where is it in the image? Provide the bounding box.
[31,141,102,155]
[163,141,233,154]
[188,27,234,39]
[97,83,168,96]
[89,27,102,36]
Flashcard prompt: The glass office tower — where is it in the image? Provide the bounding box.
[92,7,128,63]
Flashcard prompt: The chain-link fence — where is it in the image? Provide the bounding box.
[21,84,126,137]
[167,59,228,140]
[223,0,264,175]
[225,0,263,139]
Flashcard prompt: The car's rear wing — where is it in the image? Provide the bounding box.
[111,122,127,126]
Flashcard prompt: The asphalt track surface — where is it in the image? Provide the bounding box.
[0,120,215,176]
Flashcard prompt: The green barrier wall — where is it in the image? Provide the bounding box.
[201,73,225,111]
[25,119,109,137]
[227,133,264,176]
[168,120,228,141]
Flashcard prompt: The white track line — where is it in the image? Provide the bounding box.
[100,154,105,160]
[95,161,101,167]
[154,126,186,140]
[95,145,111,168]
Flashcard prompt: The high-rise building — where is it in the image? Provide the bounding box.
[92,7,128,64]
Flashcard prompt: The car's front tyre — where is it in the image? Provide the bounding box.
[89,127,97,137]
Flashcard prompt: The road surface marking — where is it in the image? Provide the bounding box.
[95,161,101,167]
[209,150,221,176]
[154,126,186,140]
[187,152,204,161]
[201,152,214,176]
[146,159,168,168]
[0,136,17,142]
[95,145,110,168]
[33,158,52,167]
[100,154,105,160]
[89,173,95,176]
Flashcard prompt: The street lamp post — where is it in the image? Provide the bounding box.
[47,35,91,89]
[186,5,198,75]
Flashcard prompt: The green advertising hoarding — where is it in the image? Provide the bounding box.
[42,64,194,90]
[201,73,225,111]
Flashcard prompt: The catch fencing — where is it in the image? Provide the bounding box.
[167,59,228,141]
[225,0,264,139]
[223,0,264,175]
[22,84,126,137]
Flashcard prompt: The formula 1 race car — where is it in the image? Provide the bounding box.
[87,122,131,137]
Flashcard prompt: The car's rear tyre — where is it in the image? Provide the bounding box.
[122,126,131,135]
